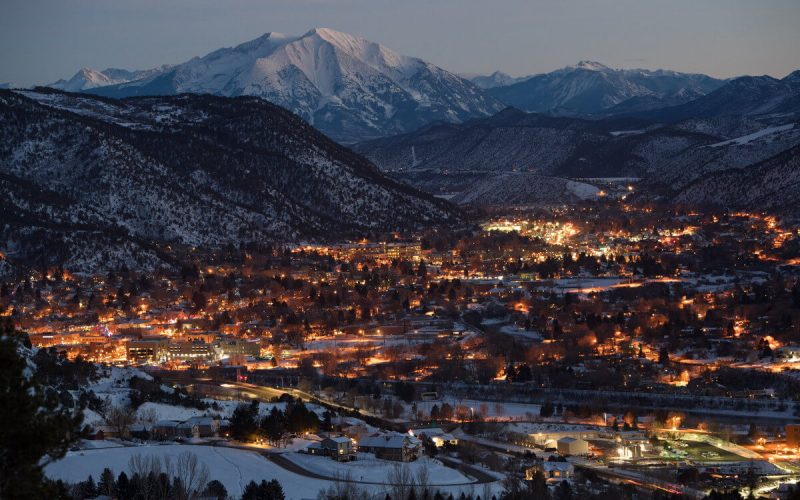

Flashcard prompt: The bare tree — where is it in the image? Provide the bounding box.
[387,464,414,500]
[105,405,136,438]
[128,454,164,500]
[137,406,158,425]
[415,466,430,498]
[169,451,210,500]
[316,473,369,500]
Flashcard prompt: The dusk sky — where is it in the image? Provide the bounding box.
[2,0,800,86]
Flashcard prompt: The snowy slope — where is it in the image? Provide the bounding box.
[45,445,332,498]
[450,173,600,206]
[72,28,503,142]
[675,144,800,217]
[467,71,529,89]
[357,106,800,198]
[0,89,459,276]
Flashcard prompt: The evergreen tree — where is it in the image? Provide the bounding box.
[98,467,115,496]
[204,479,228,500]
[0,322,81,499]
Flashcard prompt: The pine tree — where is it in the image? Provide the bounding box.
[99,468,115,496]
[0,324,81,499]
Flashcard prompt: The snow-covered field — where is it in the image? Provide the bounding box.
[45,444,503,499]
[284,452,472,485]
[45,444,331,499]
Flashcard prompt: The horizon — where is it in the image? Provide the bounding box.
[2,0,800,86]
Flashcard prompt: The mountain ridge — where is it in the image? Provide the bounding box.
[0,88,460,276]
[486,62,725,115]
[57,28,503,143]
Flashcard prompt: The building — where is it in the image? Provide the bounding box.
[306,437,357,461]
[153,420,180,440]
[616,433,650,459]
[128,424,150,440]
[557,436,589,456]
[787,424,800,449]
[526,462,575,482]
[215,338,261,359]
[359,434,421,462]
[529,430,598,450]
[166,340,217,362]
[412,428,458,447]
[126,338,169,364]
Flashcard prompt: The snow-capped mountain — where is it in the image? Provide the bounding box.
[630,72,800,122]
[49,66,170,92]
[0,89,459,276]
[467,71,529,89]
[64,28,503,143]
[487,61,724,115]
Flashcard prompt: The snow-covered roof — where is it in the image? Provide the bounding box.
[184,416,217,426]
[154,420,179,428]
[542,462,574,472]
[359,434,416,449]
[327,436,351,443]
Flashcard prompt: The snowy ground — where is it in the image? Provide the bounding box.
[84,365,153,410]
[45,444,504,499]
[284,452,472,485]
[708,123,795,147]
[134,399,331,423]
[45,444,331,499]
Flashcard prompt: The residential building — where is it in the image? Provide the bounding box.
[359,434,421,462]
[306,436,357,461]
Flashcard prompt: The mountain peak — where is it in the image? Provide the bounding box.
[783,70,800,83]
[303,27,362,45]
[572,61,611,72]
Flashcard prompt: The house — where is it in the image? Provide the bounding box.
[153,420,180,440]
[128,424,150,440]
[359,434,421,462]
[183,416,220,438]
[526,462,574,482]
[176,421,195,438]
[92,425,123,439]
[412,428,458,447]
[306,436,357,461]
[557,436,589,456]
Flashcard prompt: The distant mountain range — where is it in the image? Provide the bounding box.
[49,28,502,143]
[50,66,172,92]
[36,30,800,217]
[356,71,800,210]
[0,89,458,275]
[48,30,752,142]
[484,61,725,115]
[465,71,528,89]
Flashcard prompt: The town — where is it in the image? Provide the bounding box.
[5,199,800,499]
